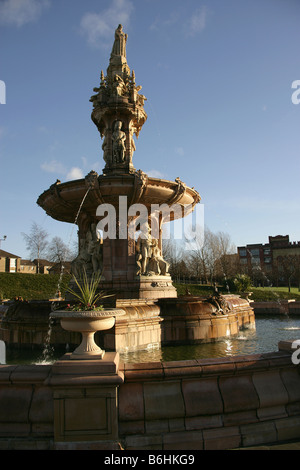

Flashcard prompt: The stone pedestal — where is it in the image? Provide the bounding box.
[100,275,177,301]
[47,352,123,449]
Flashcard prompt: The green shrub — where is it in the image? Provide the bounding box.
[223,274,252,293]
[233,274,252,292]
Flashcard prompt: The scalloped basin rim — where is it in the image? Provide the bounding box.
[50,308,126,319]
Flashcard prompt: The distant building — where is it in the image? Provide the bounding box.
[0,251,54,274]
[20,259,36,274]
[238,235,300,286]
[33,259,54,274]
[0,250,21,273]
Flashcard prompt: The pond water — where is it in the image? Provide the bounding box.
[4,315,300,365]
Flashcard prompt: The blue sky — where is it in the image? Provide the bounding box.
[0,0,299,259]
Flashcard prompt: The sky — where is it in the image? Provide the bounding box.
[0,0,299,259]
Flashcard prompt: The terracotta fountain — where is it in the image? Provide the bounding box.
[9,24,255,355]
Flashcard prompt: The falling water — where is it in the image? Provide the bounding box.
[36,319,55,364]
[37,186,92,363]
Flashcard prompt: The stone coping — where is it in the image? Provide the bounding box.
[0,340,296,384]
[119,349,294,381]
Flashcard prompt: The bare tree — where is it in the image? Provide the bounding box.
[46,236,74,263]
[213,231,237,280]
[22,222,49,273]
[162,237,186,280]
[186,226,218,283]
[276,255,300,291]
[185,226,237,284]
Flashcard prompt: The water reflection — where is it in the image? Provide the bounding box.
[120,316,300,364]
[4,315,300,365]
[120,330,258,364]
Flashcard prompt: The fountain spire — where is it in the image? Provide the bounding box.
[90,25,147,175]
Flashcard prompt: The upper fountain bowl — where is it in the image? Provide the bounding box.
[37,171,201,225]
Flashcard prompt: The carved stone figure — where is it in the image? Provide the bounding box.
[101,130,110,165]
[136,225,152,275]
[71,224,103,277]
[129,123,136,161]
[149,239,169,275]
[135,227,169,276]
[111,24,128,58]
[71,238,91,278]
[86,224,103,274]
[112,121,126,163]
[112,74,126,96]
[205,283,231,315]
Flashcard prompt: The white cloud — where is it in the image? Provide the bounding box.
[80,0,134,48]
[41,158,98,181]
[66,167,84,181]
[41,159,66,174]
[41,160,83,180]
[150,6,208,38]
[150,11,180,32]
[146,169,164,179]
[184,6,208,37]
[0,0,50,27]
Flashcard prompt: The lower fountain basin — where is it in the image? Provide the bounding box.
[50,308,125,360]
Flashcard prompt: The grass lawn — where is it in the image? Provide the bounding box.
[1,275,300,302]
[250,286,300,301]
[173,283,300,301]
[0,273,71,300]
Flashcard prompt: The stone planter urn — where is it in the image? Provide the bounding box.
[50,308,125,359]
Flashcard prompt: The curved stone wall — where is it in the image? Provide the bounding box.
[118,341,300,450]
[0,340,299,450]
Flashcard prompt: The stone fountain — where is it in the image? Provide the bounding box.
[1,25,254,355]
[3,27,299,453]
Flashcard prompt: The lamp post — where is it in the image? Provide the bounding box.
[0,235,7,250]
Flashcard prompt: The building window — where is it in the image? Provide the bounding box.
[250,248,260,257]
[239,249,247,257]
[9,258,17,273]
[264,257,271,264]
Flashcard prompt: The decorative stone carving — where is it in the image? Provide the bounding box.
[205,283,232,315]
[135,228,169,277]
[90,25,147,173]
[112,120,126,163]
[71,223,103,277]
[130,169,148,205]
[111,24,128,58]
[148,239,169,276]
[136,225,152,275]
